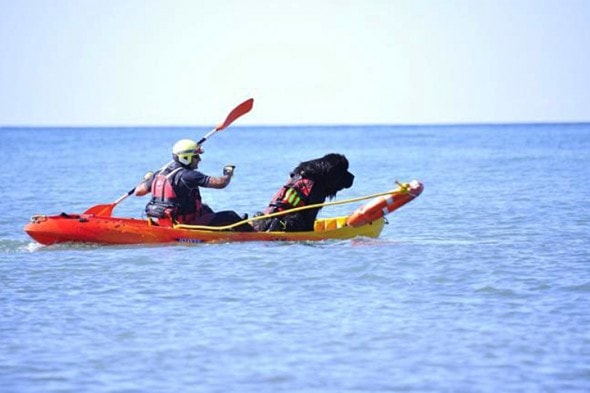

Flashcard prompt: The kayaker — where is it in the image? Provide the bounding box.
[134,139,253,231]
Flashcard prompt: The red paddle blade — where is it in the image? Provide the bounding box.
[83,203,116,217]
[215,98,254,131]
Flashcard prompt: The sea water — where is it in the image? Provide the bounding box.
[1,124,589,392]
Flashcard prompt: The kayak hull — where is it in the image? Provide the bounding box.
[24,180,423,246]
[24,214,385,245]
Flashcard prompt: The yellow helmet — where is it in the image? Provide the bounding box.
[172,139,203,165]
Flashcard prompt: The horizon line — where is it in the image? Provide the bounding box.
[1,120,590,129]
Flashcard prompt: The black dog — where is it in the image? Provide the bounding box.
[253,153,354,232]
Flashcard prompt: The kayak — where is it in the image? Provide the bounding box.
[24,180,423,245]
[24,180,423,246]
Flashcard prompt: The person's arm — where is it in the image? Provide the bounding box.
[134,182,150,196]
[204,165,235,189]
[134,171,155,196]
[206,175,231,189]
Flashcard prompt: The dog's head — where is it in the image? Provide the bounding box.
[292,153,354,199]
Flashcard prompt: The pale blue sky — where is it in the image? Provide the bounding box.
[1,0,589,125]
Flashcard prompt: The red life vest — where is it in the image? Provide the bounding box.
[151,169,180,202]
[146,167,203,221]
[266,175,315,213]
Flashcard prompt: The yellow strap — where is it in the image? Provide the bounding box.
[284,189,301,206]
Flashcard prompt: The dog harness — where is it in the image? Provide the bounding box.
[267,174,315,212]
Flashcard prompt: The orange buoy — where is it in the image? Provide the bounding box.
[346,180,424,227]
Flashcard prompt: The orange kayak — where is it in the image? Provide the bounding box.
[24,180,423,246]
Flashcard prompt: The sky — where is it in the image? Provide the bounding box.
[1,0,589,126]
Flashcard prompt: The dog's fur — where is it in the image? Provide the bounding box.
[253,153,354,232]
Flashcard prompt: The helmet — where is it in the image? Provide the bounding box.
[172,139,203,165]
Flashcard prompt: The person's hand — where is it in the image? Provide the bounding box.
[223,165,235,176]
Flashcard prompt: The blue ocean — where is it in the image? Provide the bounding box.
[1,124,589,392]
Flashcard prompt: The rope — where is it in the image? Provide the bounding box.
[173,181,411,231]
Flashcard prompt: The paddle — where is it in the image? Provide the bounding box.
[197,97,254,145]
[83,98,254,217]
